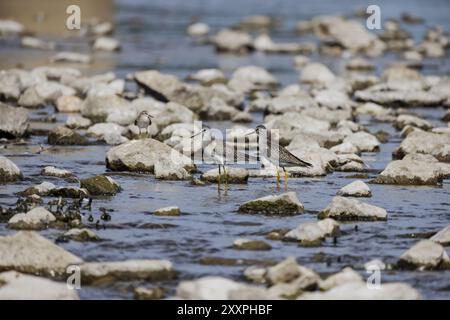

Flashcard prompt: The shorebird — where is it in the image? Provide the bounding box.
[246,124,312,189]
[191,125,256,191]
[135,111,154,136]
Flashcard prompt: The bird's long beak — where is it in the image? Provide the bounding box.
[245,130,256,136]
[190,129,205,139]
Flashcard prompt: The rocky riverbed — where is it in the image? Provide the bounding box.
[0,0,449,299]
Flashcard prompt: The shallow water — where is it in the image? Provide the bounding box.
[1,0,450,299]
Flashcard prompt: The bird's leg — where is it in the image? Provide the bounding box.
[276,169,280,189]
[283,166,288,191]
[218,165,222,192]
[223,166,228,192]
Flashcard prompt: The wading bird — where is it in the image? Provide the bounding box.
[135,111,154,136]
[246,124,312,189]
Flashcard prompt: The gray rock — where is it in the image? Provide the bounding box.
[373,153,450,185]
[430,226,450,246]
[106,138,195,176]
[394,114,433,130]
[87,122,127,142]
[319,267,363,291]
[41,166,74,179]
[0,71,21,100]
[186,22,210,37]
[343,132,380,152]
[0,156,22,183]
[0,231,83,277]
[212,29,253,53]
[318,196,387,221]
[56,95,83,113]
[81,94,136,125]
[80,260,175,285]
[299,63,335,85]
[398,240,450,270]
[47,126,88,145]
[187,68,226,86]
[337,180,372,197]
[21,36,55,50]
[201,97,238,120]
[19,181,56,196]
[266,257,301,285]
[65,114,91,129]
[0,103,28,138]
[233,239,272,251]
[393,131,450,162]
[134,286,166,300]
[283,219,340,246]
[355,88,444,107]
[0,271,79,300]
[18,82,75,108]
[228,65,278,93]
[8,207,56,230]
[238,192,304,216]
[50,52,91,64]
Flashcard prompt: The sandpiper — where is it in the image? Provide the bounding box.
[135,110,154,136]
[246,124,312,189]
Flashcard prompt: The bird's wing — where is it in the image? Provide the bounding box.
[279,146,313,167]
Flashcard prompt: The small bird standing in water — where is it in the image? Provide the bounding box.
[135,111,154,136]
[246,125,312,190]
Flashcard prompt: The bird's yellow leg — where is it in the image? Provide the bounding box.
[276,169,280,189]
[284,169,288,191]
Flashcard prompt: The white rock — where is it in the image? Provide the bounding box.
[229,65,278,93]
[337,180,371,197]
[50,52,91,64]
[0,103,28,138]
[154,206,181,216]
[187,68,226,86]
[21,36,55,50]
[41,166,74,179]
[398,240,450,269]
[343,131,380,152]
[393,131,450,162]
[93,37,121,51]
[56,95,83,113]
[319,267,363,291]
[66,114,91,129]
[0,19,24,35]
[0,156,22,183]
[319,196,387,221]
[8,207,56,230]
[212,29,253,53]
[186,22,210,37]
[0,271,79,300]
[430,226,450,246]
[299,63,335,85]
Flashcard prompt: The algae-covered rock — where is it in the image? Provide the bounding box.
[318,196,387,221]
[238,192,304,216]
[48,126,88,145]
[0,156,22,183]
[233,239,272,251]
[80,175,121,196]
[154,206,180,217]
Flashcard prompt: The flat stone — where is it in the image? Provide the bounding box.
[393,131,450,162]
[238,192,304,216]
[41,166,74,179]
[398,240,450,270]
[212,29,253,53]
[201,167,249,184]
[318,196,387,221]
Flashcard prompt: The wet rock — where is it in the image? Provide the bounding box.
[212,29,253,53]
[154,160,192,180]
[65,114,91,129]
[134,287,166,300]
[81,94,135,125]
[0,156,22,183]
[21,36,55,50]
[300,281,421,300]
[343,132,380,152]
[56,95,83,113]
[50,52,91,64]
[80,260,175,285]
[106,138,195,175]
[187,68,226,86]
[393,131,450,162]
[373,153,450,185]
[18,182,56,196]
[228,65,278,93]
[93,37,121,51]
[186,22,210,37]
[48,126,88,145]
[8,207,56,230]
[299,63,335,86]
[337,180,371,197]
[41,166,75,180]
[334,153,366,172]
[0,19,24,35]
[318,196,387,221]
[319,267,363,291]
[398,240,450,270]
[50,187,88,198]
[238,192,304,216]
[430,226,450,246]
[201,167,249,184]
[394,114,433,131]
[63,228,100,242]
[154,206,180,217]
[233,239,272,251]
[80,175,121,196]
[0,271,79,300]
[283,219,340,246]
[87,122,127,143]
[0,103,28,138]
[175,276,271,300]
[0,231,83,276]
